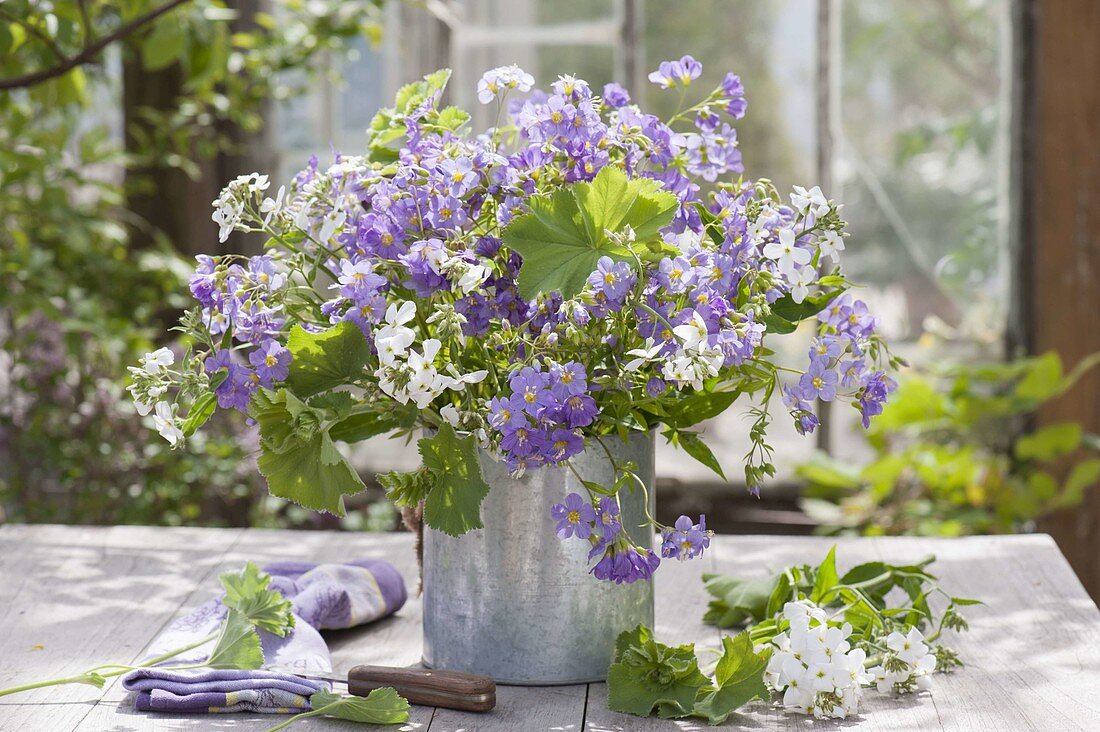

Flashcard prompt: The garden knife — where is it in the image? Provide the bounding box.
[297,665,496,712]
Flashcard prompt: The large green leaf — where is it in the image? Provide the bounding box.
[503,166,678,299]
[663,390,740,429]
[308,688,410,725]
[286,321,371,398]
[690,632,770,724]
[205,609,264,670]
[418,424,492,537]
[219,562,295,637]
[607,625,710,718]
[664,429,725,480]
[254,389,366,516]
[1016,422,1082,461]
[702,573,780,627]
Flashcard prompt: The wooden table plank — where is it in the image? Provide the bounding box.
[2,528,1097,731]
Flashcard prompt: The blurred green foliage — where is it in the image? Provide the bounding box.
[0,0,386,526]
[799,353,1100,536]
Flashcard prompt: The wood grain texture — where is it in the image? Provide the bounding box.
[0,527,1097,731]
[1029,0,1100,601]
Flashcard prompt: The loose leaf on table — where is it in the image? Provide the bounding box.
[607,625,710,718]
[205,609,264,670]
[503,165,678,299]
[418,423,492,537]
[253,388,367,516]
[690,632,771,724]
[703,572,780,627]
[285,321,372,398]
[810,545,839,604]
[219,562,295,637]
[309,687,410,724]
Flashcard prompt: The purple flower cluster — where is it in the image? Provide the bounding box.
[781,294,897,433]
[488,362,598,472]
[188,254,291,411]
[551,493,661,584]
[660,514,711,561]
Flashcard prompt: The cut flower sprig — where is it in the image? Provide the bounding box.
[130,57,901,582]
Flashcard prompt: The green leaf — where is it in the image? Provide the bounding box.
[286,321,371,398]
[329,403,417,443]
[663,390,740,429]
[810,545,839,603]
[665,429,725,480]
[181,393,217,437]
[309,688,410,725]
[418,424,492,537]
[254,389,367,516]
[503,166,678,299]
[219,562,295,637]
[702,573,779,627]
[141,21,185,71]
[1016,422,1082,461]
[1055,458,1100,509]
[378,467,435,507]
[690,632,770,724]
[606,625,710,718]
[205,609,264,669]
[1015,352,1062,403]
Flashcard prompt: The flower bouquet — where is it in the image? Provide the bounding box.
[129,56,898,681]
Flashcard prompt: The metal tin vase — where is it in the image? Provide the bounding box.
[422,430,655,685]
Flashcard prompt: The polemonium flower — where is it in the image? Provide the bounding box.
[560,393,599,428]
[588,256,635,302]
[799,361,839,402]
[595,496,622,539]
[551,492,596,539]
[249,340,291,385]
[602,82,630,108]
[648,55,702,88]
[660,514,711,560]
[720,72,747,118]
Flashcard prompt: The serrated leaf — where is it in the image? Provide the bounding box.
[219,562,295,637]
[503,166,678,299]
[254,389,367,516]
[606,625,709,719]
[286,321,371,398]
[309,687,410,724]
[418,424,492,537]
[690,632,770,724]
[205,609,263,670]
[378,468,434,507]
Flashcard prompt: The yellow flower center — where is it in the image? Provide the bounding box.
[551,111,564,124]
[264,354,278,367]
[812,376,824,390]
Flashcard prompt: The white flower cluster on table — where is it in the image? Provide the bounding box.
[764,600,938,720]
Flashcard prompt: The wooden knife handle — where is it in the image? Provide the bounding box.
[347,665,496,713]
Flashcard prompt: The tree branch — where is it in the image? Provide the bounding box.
[0,0,193,91]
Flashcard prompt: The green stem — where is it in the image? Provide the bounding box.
[0,674,101,698]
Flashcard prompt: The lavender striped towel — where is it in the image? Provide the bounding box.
[123,558,406,714]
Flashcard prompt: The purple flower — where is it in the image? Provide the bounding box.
[189,255,219,307]
[587,256,635,302]
[648,55,702,89]
[720,72,747,119]
[204,350,256,412]
[560,393,599,428]
[500,423,540,457]
[551,492,596,539]
[545,428,584,463]
[489,395,527,430]
[660,515,711,561]
[595,496,622,539]
[591,543,660,584]
[858,371,897,428]
[509,366,555,416]
[645,377,666,398]
[602,82,630,108]
[248,340,291,386]
[550,361,587,399]
[798,360,839,402]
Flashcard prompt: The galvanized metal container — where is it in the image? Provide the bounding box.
[422,430,655,685]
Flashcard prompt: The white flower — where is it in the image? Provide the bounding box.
[454,263,490,295]
[335,259,377,289]
[789,267,816,304]
[477,64,535,104]
[765,599,868,719]
[790,185,829,217]
[625,339,663,371]
[318,210,347,243]
[260,185,286,227]
[869,627,936,694]
[763,229,812,277]
[140,347,174,374]
[375,302,418,365]
[128,384,154,417]
[152,402,184,447]
[819,229,845,262]
[672,311,709,353]
[440,405,461,426]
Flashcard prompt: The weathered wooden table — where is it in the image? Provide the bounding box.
[1,525,1098,731]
